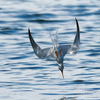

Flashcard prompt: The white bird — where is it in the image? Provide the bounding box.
[28,18,80,78]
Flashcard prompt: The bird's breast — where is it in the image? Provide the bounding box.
[56,56,63,64]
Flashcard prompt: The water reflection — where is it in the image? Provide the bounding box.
[58,97,76,100]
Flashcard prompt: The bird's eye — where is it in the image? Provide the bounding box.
[59,48,62,56]
[55,50,58,57]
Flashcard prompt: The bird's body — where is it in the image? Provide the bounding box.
[28,18,80,78]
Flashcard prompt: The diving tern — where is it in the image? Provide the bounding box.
[28,18,80,78]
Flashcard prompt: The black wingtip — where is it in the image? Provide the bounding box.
[75,18,79,30]
[28,28,30,33]
[28,28,31,37]
[75,17,78,24]
[73,17,80,46]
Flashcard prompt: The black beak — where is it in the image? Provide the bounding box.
[60,69,64,78]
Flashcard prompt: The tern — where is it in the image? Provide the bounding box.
[28,18,80,78]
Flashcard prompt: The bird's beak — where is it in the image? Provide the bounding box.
[61,70,64,78]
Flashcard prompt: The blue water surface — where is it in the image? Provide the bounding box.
[0,0,100,100]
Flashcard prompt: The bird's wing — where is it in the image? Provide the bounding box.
[28,28,55,59]
[59,44,71,56]
[60,18,80,56]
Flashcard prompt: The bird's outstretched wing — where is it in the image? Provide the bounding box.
[28,28,55,59]
[60,18,80,56]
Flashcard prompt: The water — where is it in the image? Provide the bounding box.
[0,0,100,100]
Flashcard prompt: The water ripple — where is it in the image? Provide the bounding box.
[0,0,100,100]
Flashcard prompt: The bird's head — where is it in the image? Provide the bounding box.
[58,63,64,78]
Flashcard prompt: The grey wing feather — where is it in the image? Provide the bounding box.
[28,28,55,59]
[60,44,72,56]
[60,18,80,56]
[73,18,80,47]
[41,47,55,59]
[28,29,54,59]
